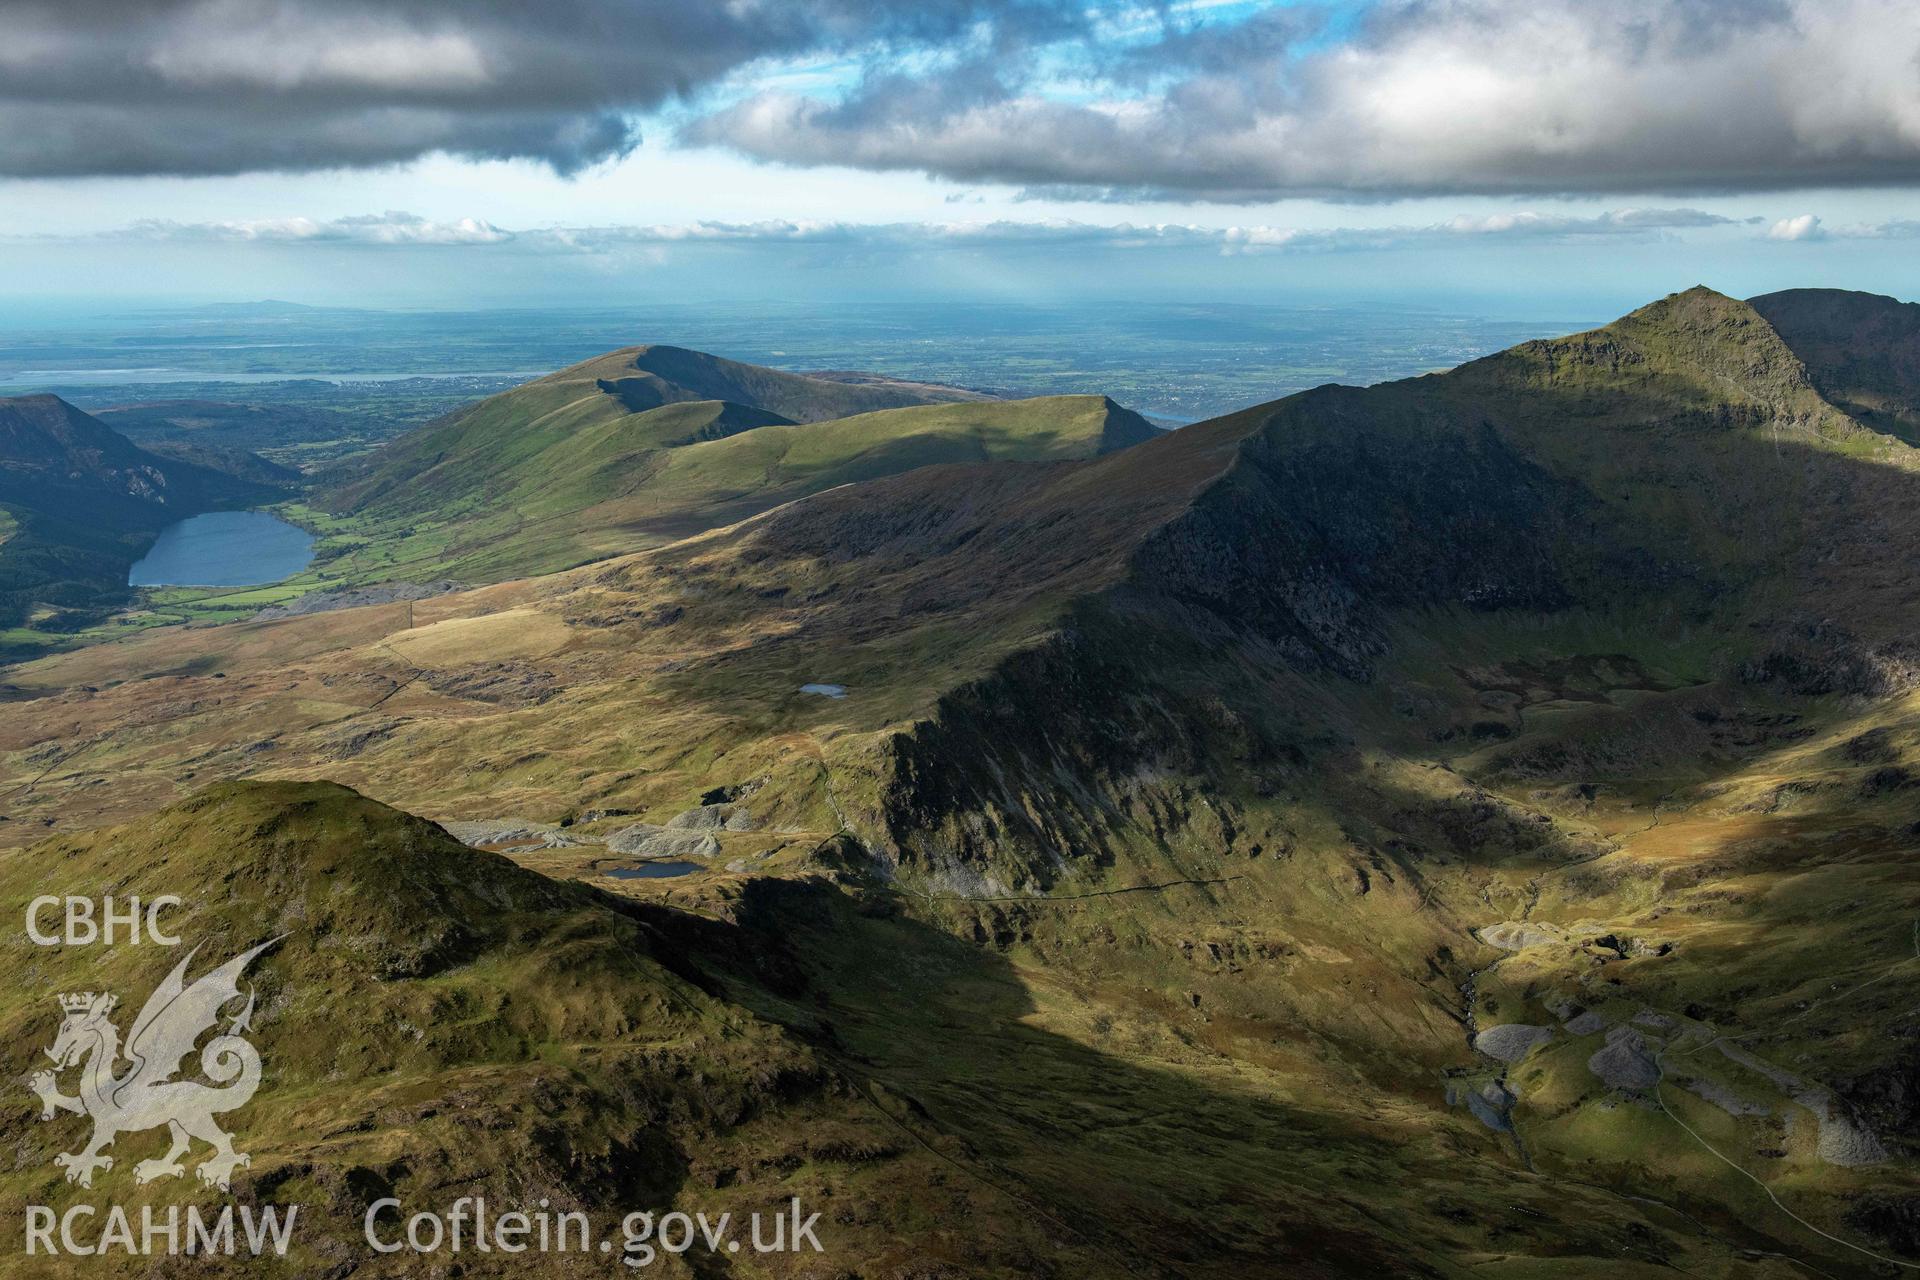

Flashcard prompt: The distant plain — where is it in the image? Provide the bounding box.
[0,299,1586,439]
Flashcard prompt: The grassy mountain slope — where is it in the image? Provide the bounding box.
[299,384,1157,588]
[1751,287,1920,442]
[324,344,967,516]
[9,289,1920,1273]
[324,392,796,520]
[639,394,1158,539]
[799,367,995,402]
[0,394,281,653]
[0,781,1108,1277]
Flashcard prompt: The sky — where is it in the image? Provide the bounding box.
[2,0,1919,313]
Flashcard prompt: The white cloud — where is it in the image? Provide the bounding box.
[1769,216,1920,241]
[119,211,516,246]
[1446,209,1750,237]
[1766,214,1826,241]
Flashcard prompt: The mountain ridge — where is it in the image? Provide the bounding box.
[306,338,1162,588]
[586,342,981,420]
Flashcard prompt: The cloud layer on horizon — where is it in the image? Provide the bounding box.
[74,207,1761,255]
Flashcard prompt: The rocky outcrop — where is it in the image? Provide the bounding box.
[605,825,721,858]
[1474,1024,1555,1064]
[254,579,461,620]
[1588,1025,1660,1091]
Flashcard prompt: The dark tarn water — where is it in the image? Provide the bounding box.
[607,862,702,879]
[128,511,315,587]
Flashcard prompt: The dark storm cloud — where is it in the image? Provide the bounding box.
[15,0,1920,197]
[685,0,1920,200]
[0,0,1088,177]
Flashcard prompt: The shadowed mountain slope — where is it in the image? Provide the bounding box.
[0,393,268,525]
[0,394,281,646]
[137,438,304,488]
[683,286,1899,730]
[588,343,979,421]
[1751,287,1920,442]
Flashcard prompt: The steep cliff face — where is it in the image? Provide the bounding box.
[1753,286,1920,441]
[1129,393,1604,677]
[872,613,1254,893]
[854,289,1920,895]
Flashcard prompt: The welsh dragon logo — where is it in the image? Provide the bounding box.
[28,939,280,1191]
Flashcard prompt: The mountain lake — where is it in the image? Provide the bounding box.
[128,510,316,587]
[607,862,702,879]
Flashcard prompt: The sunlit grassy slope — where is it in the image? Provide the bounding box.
[322,342,977,517]
[296,381,1157,589]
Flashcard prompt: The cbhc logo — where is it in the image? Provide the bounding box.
[26,897,183,946]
